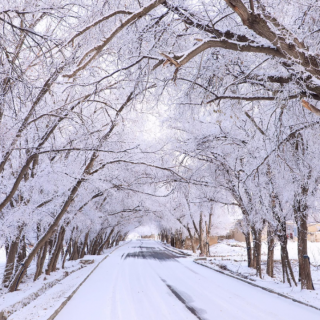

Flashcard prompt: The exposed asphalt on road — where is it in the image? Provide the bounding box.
[55,240,320,320]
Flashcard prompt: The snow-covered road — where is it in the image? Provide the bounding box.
[55,240,320,320]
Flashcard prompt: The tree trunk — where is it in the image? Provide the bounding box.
[47,232,56,257]
[171,234,175,247]
[165,232,170,244]
[90,233,103,255]
[199,212,205,256]
[186,226,196,253]
[62,238,72,269]
[276,220,297,286]
[115,233,122,247]
[97,228,115,255]
[205,214,212,257]
[69,239,79,261]
[80,232,89,258]
[175,231,182,249]
[251,227,262,278]
[2,240,19,287]
[244,231,252,268]
[34,241,48,281]
[266,225,275,278]
[46,226,65,274]
[14,235,27,276]
[296,212,314,290]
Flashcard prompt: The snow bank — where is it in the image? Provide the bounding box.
[198,239,320,310]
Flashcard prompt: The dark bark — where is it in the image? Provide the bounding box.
[205,213,212,257]
[62,238,72,269]
[295,210,314,290]
[266,226,275,278]
[97,228,115,255]
[69,239,79,261]
[251,226,262,278]
[14,235,27,276]
[244,231,252,268]
[47,232,56,257]
[46,226,65,274]
[199,212,205,256]
[34,241,48,281]
[90,234,103,255]
[80,232,89,258]
[115,233,122,247]
[186,226,196,253]
[165,232,170,244]
[170,234,175,247]
[224,0,320,84]
[277,221,297,287]
[2,239,19,287]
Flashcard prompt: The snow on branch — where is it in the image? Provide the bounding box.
[64,0,166,78]
[168,39,284,68]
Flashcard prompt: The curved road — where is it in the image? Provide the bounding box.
[56,240,320,320]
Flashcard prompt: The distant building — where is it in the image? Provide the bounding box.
[287,221,320,242]
[221,220,320,243]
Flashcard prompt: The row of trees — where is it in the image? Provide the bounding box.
[1,0,320,293]
[142,0,320,290]
[0,0,173,292]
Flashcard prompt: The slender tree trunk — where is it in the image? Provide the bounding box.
[205,214,212,257]
[34,246,43,281]
[284,243,297,286]
[46,227,63,274]
[165,232,170,244]
[296,212,314,290]
[92,235,102,254]
[34,241,48,281]
[69,239,79,261]
[115,233,122,247]
[62,238,72,269]
[186,226,196,253]
[199,212,205,256]
[2,240,19,287]
[90,236,101,255]
[109,232,119,248]
[80,232,89,258]
[276,221,297,286]
[47,232,56,257]
[171,234,175,247]
[174,230,182,249]
[175,233,179,249]
[266,225,275,278]
[46,226,66,274]
[14,235,27,276]
[97,228,115,255]
[244,231,252,268]
[251,227,262,278]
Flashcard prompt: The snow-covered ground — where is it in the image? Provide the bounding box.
[53,240,319,320]
[196,239,320,310]
[209,239,320,264]
[0,245,122,320]
[1,240,320,319]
